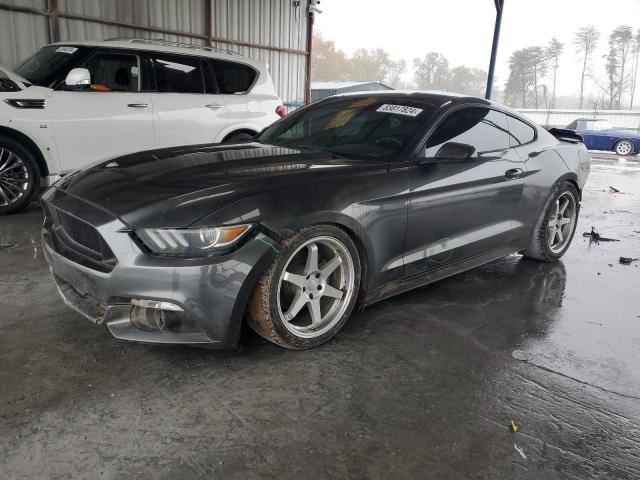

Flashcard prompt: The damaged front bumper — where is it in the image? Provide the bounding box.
[41,187,276,348]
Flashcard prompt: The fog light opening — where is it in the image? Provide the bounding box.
[129,299,202,335]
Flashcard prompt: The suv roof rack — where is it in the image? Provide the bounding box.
[103,38,241,56]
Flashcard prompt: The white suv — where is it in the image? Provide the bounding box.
[0,39,284,214]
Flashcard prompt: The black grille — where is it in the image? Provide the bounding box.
[44,208,116,272]
[57,210,102,252]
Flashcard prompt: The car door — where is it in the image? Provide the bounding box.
[149,53,229,148]
[403,106,525,277]
[49,49,155,172]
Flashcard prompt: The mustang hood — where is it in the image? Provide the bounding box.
[58,143,386,228]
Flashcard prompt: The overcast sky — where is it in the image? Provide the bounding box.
[315,0,640,98]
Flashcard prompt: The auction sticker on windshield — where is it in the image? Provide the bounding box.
[376,104,423,117]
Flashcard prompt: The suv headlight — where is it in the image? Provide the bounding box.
[136,225,252,254]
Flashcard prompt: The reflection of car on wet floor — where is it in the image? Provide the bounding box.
[564,119,640,156]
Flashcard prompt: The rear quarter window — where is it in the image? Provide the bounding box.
[507,115,536,146]
[213,60,257,94]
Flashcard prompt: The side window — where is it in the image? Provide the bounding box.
[425,107,510,156]
[152,54,205,94]
[84,52,140,92]
[576,121,587,130]
[213,60,257,94]
[507,115,536,146]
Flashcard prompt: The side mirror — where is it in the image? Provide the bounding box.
[434,142,476,161]
[64,68,90,90]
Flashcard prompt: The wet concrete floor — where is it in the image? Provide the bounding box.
[1,156,639,479]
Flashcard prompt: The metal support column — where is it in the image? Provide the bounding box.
[48,0,60,43]
[485,0,504,100]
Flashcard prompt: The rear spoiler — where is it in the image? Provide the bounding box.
[546,128,583,144]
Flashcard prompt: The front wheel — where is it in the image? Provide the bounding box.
[523,182,579,262]
[0,136,40,215]
[247,225,361,349]
[614,139,634,156]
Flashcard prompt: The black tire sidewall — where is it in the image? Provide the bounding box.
[224,132,254,143]
[539,183,580,260]
[265,225,361,349]
[0,136,40,214]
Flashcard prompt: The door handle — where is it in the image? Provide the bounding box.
[505,168,524,179]
[205,103,224,110]
[127,103,149,108]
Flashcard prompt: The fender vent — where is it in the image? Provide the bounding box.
[4,98,46,109]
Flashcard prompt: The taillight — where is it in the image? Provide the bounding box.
[276,105,286,117]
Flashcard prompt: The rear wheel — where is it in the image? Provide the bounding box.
[247,225,361,349]
[0,136,40,215]
[523,182,579,262]
[614,139,634,156]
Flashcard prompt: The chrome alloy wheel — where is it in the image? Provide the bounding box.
[0,147,30,207]
[615,140,633,156]
[547,191,577,254]
[277,236,355,338]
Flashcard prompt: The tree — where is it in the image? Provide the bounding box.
[574,26,600,109]
[311,33,352,81]
[449,66,487,97]
[546,38,563,109]
[503,47,547,108]
[350,48,393,82]
[413,52,450,90]
[608,26,634,108]
[386,59,406,88]
[630,29,640,109]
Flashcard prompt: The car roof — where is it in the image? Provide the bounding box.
[49,39,266,70]
[332,89,488,105]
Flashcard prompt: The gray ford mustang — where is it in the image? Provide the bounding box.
[42,92,591,350]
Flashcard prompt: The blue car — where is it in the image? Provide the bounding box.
[566,118,640,156]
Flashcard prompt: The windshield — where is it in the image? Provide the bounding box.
[14,45,88,88]
[259,96,437,158]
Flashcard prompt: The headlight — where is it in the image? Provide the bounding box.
[136,224,252,254]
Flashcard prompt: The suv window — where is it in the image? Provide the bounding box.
[213,60,256,94]
[84,52,140,92]
[507,115,536,146]
[426,107,509,155]
[152,54,205,93]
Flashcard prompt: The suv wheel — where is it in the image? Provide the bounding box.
[223,132,254,143]
[0,136,40,215]
[247,225,361,349]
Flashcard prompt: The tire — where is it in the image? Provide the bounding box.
[523,182,580,262]
[247,225,361,349]
[223,132,254,143]
[0,135,40,215]
[614,139,634,156]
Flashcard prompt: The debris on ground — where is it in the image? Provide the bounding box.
[514,444,527,460]
[0,243,18,251]
[509,420,520,433]
[583,227,620,243]
[619,257,639,265]
[609,186,624,194]
[512,350,530,361]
